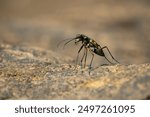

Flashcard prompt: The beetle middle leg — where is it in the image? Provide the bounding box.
[84,48,88,68]
[89,49,94,69]
[75,44,85,69]
[80,48,86,67]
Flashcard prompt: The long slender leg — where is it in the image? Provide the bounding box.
[104,55,114,64]
[101,46,119,63]
[76,44,84,66]
[80,48,86,67]
[84,48,88,68]
[89,50,94,69]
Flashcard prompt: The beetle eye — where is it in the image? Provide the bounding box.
[84,36,87,39]
[75,39,80,44]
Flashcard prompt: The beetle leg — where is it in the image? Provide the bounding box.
[101,46,119,64]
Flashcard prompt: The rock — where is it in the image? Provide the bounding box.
[0,44,149,99]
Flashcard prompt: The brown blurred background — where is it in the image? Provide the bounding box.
[0,0,150,66]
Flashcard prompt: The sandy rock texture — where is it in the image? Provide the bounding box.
[0,0,150,99]
[0,44,149,99]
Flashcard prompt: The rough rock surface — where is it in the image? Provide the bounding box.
[0,0,150,100]
[0,44,149,99]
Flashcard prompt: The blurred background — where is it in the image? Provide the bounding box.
[0,0,150,66]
